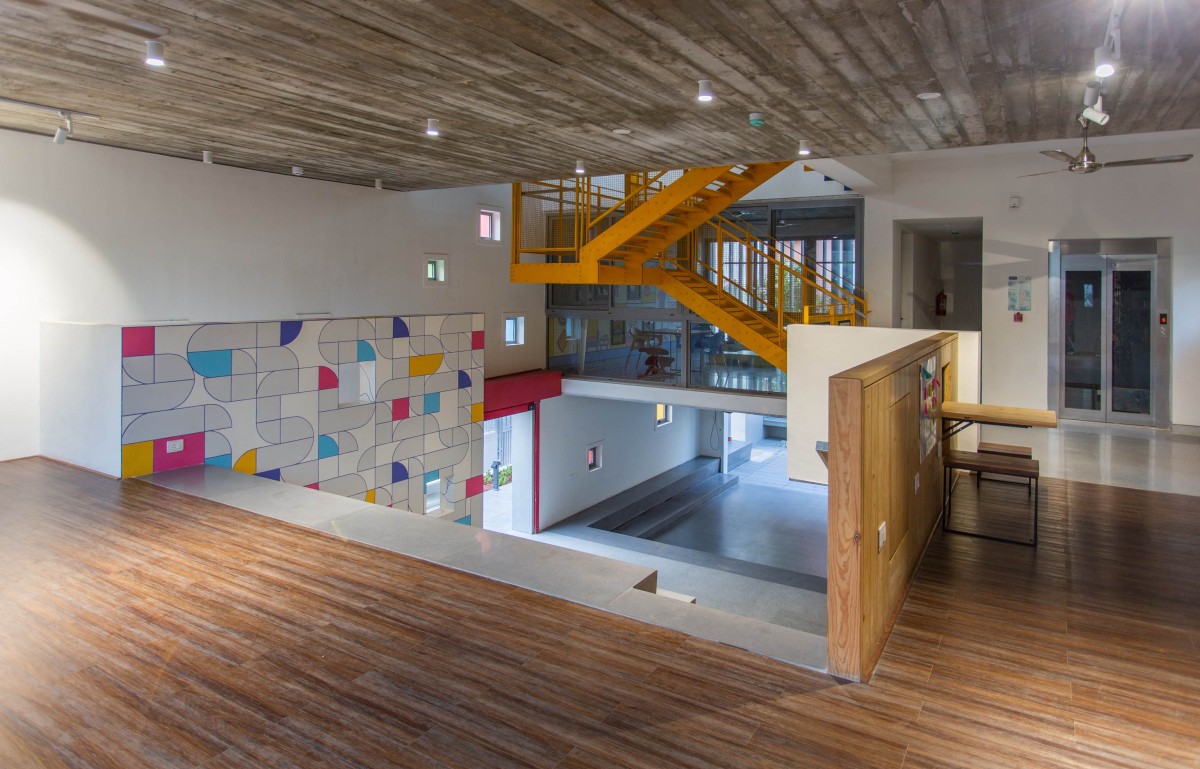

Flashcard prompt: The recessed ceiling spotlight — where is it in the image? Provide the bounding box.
[611,127,632,135]
[797,140,812,156]
[697,79,713,102]
[575,159,586,175]
[145,40,166,67]
[748,112,765,127]
[425,118,440,136]
[917,91,941,100]
[292,166,303,176]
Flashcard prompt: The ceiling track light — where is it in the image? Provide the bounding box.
[51,109,73,144]
[1094,0,1124,78]
[1093,45,1115,78]
[1083,80,1102,108]
[697,79,713,102]
[374,178,384,190]
[797,140,812,156]
[145,39,166,67]
[574,159,586,175]
[1080,95,1110,126]
[425,118,440,136]
[202,150,213,164]
[0,96,99,120]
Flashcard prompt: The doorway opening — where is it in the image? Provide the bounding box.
[1049,239,1170,427]
[897,218,983,331]
[482,410,535,533]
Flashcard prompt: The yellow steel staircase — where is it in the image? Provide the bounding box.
[511,163,869,371]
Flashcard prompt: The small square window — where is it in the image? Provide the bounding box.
[425,475,441,514]
[425,257,446,285]
[479,208,502,242]
[338,360,376,406]
[655,404,673,428]
[504,315,525,346]
[586,442,603,472]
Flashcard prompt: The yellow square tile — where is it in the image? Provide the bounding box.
[122,441,154,478]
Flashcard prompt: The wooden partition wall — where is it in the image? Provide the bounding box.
[826,332,957,681]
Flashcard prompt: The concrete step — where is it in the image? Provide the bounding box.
[728,441,754,470]
[615,473,739,539]
[589,457,720,532]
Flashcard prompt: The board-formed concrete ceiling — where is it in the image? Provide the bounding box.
[1,0,1197,190]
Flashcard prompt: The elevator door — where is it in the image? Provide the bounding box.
[1060,253,1159,425]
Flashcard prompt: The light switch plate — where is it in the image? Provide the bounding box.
[166,438,184,454]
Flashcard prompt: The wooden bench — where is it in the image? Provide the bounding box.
[815,440,829,469]
[975,441,1034,490]
[943,449,1040,546]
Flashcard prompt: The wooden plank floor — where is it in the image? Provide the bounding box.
[2,457,1198,768]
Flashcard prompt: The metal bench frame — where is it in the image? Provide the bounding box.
[943,450,1039,547]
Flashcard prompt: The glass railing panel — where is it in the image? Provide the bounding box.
[686,322,787,395]
[612,285,679,309]
[547,316,684,384]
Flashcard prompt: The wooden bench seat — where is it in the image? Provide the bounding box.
[943,449,1040,546]
[975,441,1034,489]
[977,441,1033,458]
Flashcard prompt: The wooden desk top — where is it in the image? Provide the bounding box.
[941,401,1058,429]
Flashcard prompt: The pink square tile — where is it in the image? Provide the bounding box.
[123,326,155,358]
[392,399,409,421]
[152,432,204,472]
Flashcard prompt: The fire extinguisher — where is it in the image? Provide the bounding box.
[935,290,947,317]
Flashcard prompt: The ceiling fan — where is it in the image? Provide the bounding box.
[1022,124,1192,177]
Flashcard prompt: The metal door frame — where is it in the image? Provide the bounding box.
[1048,238,1171,428]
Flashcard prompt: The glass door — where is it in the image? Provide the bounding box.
[1059,252,1160,425]
[1061,256,1104,417]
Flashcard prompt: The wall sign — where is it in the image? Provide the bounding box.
[1007,275,1032,312]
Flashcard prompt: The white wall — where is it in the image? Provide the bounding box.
[740,161,856,201]
[696,409,724,459]
[0,129,546,461]
[786,326,981,484]
[39,322,122,476]
[537,395,701,529]
[859,129,1200,425]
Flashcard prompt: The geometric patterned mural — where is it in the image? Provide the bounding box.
[120,314,485,522]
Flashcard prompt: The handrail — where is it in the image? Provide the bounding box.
[699,220,860,314]
[711,213,868,307]
[587,171,670,230]
[661,224,859,340]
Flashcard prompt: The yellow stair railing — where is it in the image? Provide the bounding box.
[510,164,869,372]
[642,215,868,369]
[511,163,791,284]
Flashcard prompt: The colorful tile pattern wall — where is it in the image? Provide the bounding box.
[120,314,485,520]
